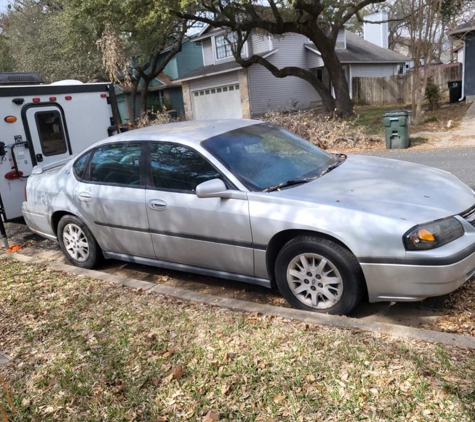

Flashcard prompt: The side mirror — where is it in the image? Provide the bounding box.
[196,179,247,200]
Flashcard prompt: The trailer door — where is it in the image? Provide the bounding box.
[23,105,72,165]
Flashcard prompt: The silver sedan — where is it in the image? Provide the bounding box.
[23,120,475,315]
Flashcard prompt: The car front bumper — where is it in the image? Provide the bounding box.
[361,244,475,302]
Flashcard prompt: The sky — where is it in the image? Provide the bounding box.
[0,0,9,13]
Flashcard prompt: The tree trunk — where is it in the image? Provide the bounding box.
[232,53,336,113]
[316,41,353,118]
[129,77,140,125]
[412,66,429,125]
[140,78,151,118]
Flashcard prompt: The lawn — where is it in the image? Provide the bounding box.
[1,259,475,421]
[353,102,471,136]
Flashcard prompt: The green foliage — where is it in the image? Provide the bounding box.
[1,0,105,82]
[425,78,442,111]
[440,0,466,21]
[72,0,188,121]
[0,35,14,72]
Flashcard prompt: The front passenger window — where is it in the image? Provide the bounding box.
[85,143,142,186]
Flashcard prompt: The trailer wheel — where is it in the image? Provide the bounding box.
[57,215,102,268]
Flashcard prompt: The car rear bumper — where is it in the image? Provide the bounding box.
[22,202,56,241]
[361,248,475,302]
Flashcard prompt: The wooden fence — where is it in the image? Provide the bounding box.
[352,63,462,106]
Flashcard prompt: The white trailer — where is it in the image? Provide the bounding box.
[0,74,121,222]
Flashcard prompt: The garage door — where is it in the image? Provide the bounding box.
[192,84,242,120]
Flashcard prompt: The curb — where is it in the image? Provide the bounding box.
[4,252,475,350]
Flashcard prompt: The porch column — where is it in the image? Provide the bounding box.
[238,69,251,119]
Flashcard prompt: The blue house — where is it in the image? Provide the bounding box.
[116,36,204,122]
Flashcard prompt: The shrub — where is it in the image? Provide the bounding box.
[425,78,442,111]
[135,108,178,128]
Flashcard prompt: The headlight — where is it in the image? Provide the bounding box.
[404,217,464,251]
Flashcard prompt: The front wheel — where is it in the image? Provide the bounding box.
[275,236,365,315]
[57,215,102,269]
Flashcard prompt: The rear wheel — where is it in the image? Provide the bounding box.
[275,236,364,315]
[57,215,102,269]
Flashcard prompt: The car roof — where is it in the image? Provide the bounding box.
[104,119,263,146]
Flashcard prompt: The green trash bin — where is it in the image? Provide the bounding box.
[383,110,410,149]
[448,80,462,103]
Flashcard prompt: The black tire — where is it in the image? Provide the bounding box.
[275,236,365,315]
[57,215,103,269]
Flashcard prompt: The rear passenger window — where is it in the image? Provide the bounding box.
[150,142,222,192]
[73,152,91,180]
[85,143,142,186]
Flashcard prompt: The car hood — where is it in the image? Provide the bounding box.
[275,155,474,223]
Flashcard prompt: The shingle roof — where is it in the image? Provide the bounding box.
[193,27,224,42]
[175,49,278,82]
[336,32,408,63]
[450,21,475,37]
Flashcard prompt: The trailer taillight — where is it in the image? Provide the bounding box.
[32,98,40,103]
[49,97,57,102]
[100,93,107,98]
[65,96,72,101]
[4,116,17,123]
[5,170,23,180]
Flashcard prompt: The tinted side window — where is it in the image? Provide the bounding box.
[73,152,91,180]
[150,142,221,192]
[35,111,68,156]
[86,143,142,186]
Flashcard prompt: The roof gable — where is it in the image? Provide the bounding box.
[306,32,408,63]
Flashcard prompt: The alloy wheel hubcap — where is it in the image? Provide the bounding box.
[63,223,89,262]
[286,253,343,309]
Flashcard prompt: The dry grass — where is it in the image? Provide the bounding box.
[262,109,382,150]
[1,260,475,421]
[353,102,471,136]
[435,282,475,336]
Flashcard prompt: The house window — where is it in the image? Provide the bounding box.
[215,33,238,60]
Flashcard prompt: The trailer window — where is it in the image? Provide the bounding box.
[35,111,68,156]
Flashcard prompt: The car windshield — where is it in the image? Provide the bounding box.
[201,123,337,191]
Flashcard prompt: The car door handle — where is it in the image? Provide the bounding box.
[148,199,167,210]
[77,192,92,202]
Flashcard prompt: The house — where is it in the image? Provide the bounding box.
[116,36,204,122]
[175,12,408,120]
[449,22,475,100]
[453,44,464,64]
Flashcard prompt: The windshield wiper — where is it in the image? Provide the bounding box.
[263,154,347,193]
[264,178,314,192]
